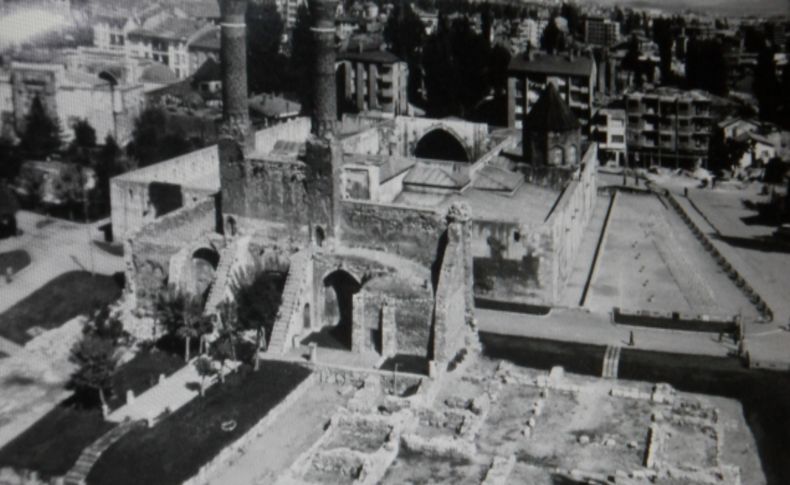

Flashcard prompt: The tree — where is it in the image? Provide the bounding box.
[541,16,566,54]
[19,96,62,158]
[127,108,195,167]
[72,119,97,149]
[754,44,780,122]
[686,39,728,96]
[246,1,286,95]
[384,2,426,104]
[69,334,118,411]
[154,289,212,362]
[653,18,674,84]
[232,269,285,369]
[289,4,314,113]
[94,135,125,214]
[194,356,216,397]
[560,2,581,38]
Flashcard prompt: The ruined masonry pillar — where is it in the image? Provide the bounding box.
[310,0,338,138]
[351,292,366,353]
[218,0,250,145]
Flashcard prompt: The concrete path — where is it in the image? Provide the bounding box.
[64,420,144,485]
[106,358,239,424]
[477,307,736,358]
[0,211,124,314]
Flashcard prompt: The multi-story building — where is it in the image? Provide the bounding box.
[336,50,409,116]
[0,62,144,145]
[507,52,597,133]
[127,18,218,80]
[583,17,621,47]
[92,14,137,52]
[276,0,306,29]
[624,88,712,168]
[591,108,627,165]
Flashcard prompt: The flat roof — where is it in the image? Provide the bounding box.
[508,54,594,78]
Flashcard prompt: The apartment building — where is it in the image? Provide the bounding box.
[507,52,597,133]
[583,17,621,47]
[127,18,218,80]
[624,88,712,168]
[336,50,409,116]
[591,108,627,165]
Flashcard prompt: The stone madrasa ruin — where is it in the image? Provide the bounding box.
[116,0,597,368]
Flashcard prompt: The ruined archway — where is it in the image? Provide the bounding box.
[323,269,362,349]
[191,247,220,302]
[414,128,471,162]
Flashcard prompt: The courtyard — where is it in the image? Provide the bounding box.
[586,192,757,318]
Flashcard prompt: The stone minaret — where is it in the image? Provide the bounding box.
[309,0,338,138]
[218,0,250,145]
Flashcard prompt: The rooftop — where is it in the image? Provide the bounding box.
[338,49,402,64]
[128,18,208,42]
[508,53,595,77]
[524,83,580,133]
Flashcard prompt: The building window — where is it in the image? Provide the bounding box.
[611,135,624,144]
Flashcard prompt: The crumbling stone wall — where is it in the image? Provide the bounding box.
[338,200,444,267]
[111,145,219,239]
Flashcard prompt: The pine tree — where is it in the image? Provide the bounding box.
[20,96,62,158]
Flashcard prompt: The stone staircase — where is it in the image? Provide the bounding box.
[63,420,144,485]
[601,345,621,379]
[268,250,312,354]
[204,236,253,315]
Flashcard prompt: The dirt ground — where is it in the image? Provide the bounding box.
[587,193,757,318]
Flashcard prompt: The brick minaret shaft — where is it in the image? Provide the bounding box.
[310,0,338,138]
[218,0,250,145]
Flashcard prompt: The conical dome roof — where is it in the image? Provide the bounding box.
[524,82,580,132]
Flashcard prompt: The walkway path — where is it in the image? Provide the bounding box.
[0,211,124,314]
[106,359,239,424]
[64,420,144,485]
[601,345,621,379]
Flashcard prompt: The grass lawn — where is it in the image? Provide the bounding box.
[0,250,31,276]
[87,361,312,485]
[0,349,185,477]
[0,405,112,478]
[0,271,122,344]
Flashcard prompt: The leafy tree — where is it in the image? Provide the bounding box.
[87,304,128,346]
[384,2,426,104]
[289,4,314,113]
[541,16,566,54]
[72,119,97,149]
[127,108,195,167]
[686,39,728,96]
[0,135,22,180]
[653,18,674,84]
[246,1,286,95]
[19,96,62,158]
[194,355,216,397]
[754,44,780,122]
[560,2,581,38]
[69,334,119,410]
[154,289,212,362]
[423,16,490,118]
[232,269,285,369]
[488,44,511,97]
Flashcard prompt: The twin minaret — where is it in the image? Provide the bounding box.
[217,0,338,144]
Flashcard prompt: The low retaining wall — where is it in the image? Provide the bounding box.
[665,192,772,322]
[580,191,618,306]
[474,298,551,316]
[182,368,317,485]
[613,307,738,334]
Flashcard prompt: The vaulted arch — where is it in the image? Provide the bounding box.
[414,128,471,162]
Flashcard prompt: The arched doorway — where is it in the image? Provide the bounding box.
[323,269,361,349]
[191,247,220,301]
[414,129,470,162]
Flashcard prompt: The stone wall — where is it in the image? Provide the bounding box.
[337,200,444,267]
[252,117,311,154]
[110,145,219,239]
[125,198,219,310]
